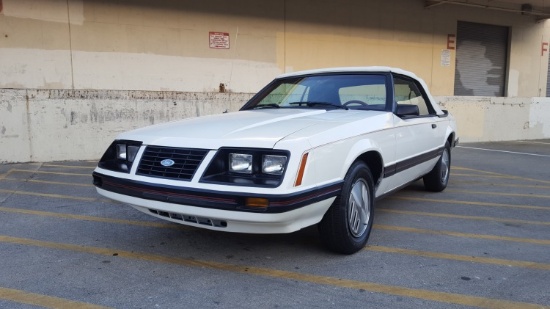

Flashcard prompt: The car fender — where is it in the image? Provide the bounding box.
[341,138,384,180]
[299,132,390,189]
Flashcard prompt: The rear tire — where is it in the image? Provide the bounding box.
[423,141,451,192]
[318,162,374,254]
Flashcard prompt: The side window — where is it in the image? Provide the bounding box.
[393,76,433,116]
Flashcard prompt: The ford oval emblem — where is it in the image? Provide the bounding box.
[160,159,175,167]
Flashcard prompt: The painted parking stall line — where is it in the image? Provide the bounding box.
[2,205,549,270]
[453,166,550,184]
[378,208,550,226]
[447,188,550,200]
[392,196,550,211]
[514,140,550,145]
[365,245,550,271]
[2,177,94,187]
[456,146,550,158]
[0,287,109,309]
[375,224,550,245]
[9,169,91,177]
[42,164,97,169]
[0,235,547,309]
[0,188,96,202]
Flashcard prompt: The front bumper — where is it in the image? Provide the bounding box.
[93,172,342,233]
[95,186,337,234]
[93,172,341,214]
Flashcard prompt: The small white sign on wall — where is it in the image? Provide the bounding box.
[209,32,230,49]
[441,49,451,67]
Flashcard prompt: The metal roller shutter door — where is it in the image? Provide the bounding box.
[454,21,509,96]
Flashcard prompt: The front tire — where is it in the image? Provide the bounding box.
[423,141,451,192]
[318,162,374,254]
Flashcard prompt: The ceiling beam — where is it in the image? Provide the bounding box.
[424,0,550,18]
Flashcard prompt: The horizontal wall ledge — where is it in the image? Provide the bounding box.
[1,89,549,163]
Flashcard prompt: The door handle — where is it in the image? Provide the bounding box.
[431,124,437,129]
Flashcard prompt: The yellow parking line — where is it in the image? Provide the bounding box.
[3,206,549,271]
[0,206,180,230]
[379,208,550,226]
[494,182,550,189]
[0,189,95,202]
[4,204,548,246]
[0,235,547,309]
[42,164,96,170]
[453,166,505,175]
[1,177,93,187]
[447,188,550,199]
[451,181,550,190]
[452,173,520,179]
[0,169,13,180]
[452,167,550,184]
[391,196,549,211]
[0,287,109,309]
[376,224,550,245]
[10,169,90,177]
[366,245,550,270]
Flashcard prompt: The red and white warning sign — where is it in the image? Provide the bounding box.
[209,32,230,49]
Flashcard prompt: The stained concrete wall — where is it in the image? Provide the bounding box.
[0,89,252,163]
[1,0,549,96]
[438,96,550,142]
[1,89,549,163]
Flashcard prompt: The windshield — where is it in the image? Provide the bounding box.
[243,74,388,111]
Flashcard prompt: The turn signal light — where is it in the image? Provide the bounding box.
[294,153,309,186]
[245,197,269,208]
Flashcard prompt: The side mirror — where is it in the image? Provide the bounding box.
[396,104,419,117]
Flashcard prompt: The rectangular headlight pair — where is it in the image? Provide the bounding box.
[229,153,287,175]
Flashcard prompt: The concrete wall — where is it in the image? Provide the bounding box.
[0,89,252,163]
[1,89,549,163]
[1,0,549,96]
[438,96,550,142]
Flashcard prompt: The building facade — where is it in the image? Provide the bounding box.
[1,0,550,96]
[1,0,550,162]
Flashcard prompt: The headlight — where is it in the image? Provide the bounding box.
[262,155,287,175]
[201,148,290,188]
[117,144,140,163]
[98,140,142,173]
[229,153,253,174]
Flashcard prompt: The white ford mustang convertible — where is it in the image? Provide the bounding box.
[93,67,458,254]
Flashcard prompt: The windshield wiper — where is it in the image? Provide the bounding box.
[253,104,281,109]
[289,101,348,110]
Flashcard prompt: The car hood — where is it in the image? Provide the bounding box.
[118,109,388,149]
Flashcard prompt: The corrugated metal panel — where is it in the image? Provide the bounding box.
[454,21,509,96]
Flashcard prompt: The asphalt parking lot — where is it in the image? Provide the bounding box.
[0,140,549,309]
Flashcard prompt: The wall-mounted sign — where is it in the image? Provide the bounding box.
[441,49,451,67]
[209,32,230,49]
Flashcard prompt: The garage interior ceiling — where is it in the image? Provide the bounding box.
[425,0,550,19]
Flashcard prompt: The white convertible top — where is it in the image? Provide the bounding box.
[276,66,444,115]
[277,66,417,79]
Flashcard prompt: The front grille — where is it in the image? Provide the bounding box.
[136,146,209,181]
